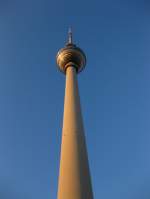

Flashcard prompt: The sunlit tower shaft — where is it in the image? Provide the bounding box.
[56,30,93,199]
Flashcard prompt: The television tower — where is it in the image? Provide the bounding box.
[56,29,93,199]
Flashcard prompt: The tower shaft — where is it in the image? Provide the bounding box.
[57,66,93,199]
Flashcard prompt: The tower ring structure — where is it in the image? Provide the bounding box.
[56,34,86,74]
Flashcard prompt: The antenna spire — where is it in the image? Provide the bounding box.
[68,27,73,44]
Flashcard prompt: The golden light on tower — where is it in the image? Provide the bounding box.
[56,29,86,73]
[56,29,93,199]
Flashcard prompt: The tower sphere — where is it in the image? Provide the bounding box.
[56,31,86,74]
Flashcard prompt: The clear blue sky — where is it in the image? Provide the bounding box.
[0,0,149,198]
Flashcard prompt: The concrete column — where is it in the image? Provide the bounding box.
[57,66,93,199]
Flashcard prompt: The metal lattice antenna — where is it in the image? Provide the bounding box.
[68,27,73,44]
